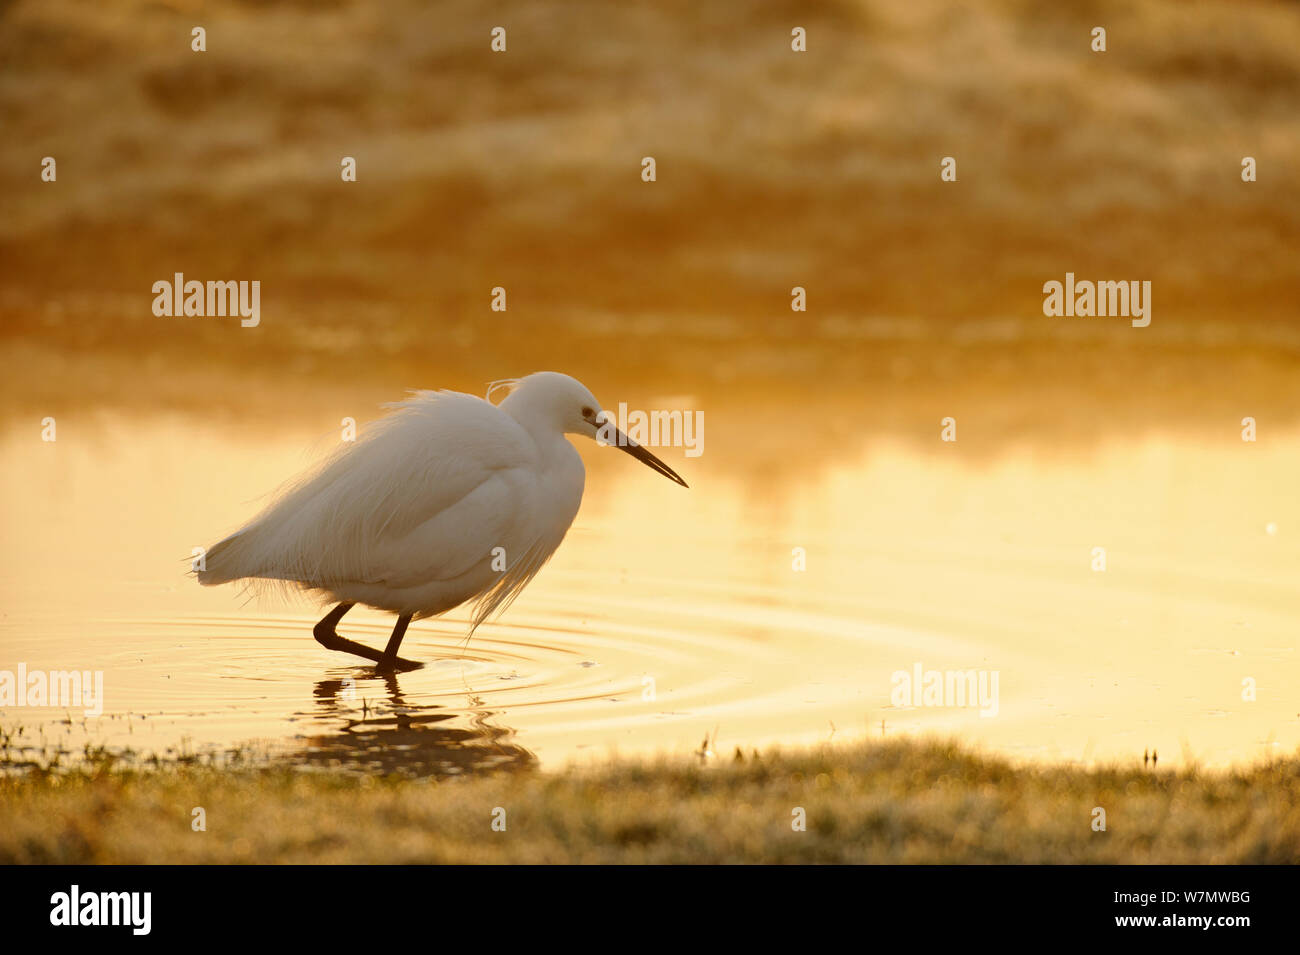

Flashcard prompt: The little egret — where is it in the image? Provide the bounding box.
[197,372,688,671]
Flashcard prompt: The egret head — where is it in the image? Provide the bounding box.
[500,372,688,487]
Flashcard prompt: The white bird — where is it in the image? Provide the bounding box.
[197,372,688,671]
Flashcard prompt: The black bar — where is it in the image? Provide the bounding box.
[0,864,1280,941]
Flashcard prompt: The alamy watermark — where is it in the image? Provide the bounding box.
[595,404,704,457]
[50,885,150,935]
[891,662,999,718]
[0,663,104,717]
[152,273,260,327]
[1043,272,1150,328]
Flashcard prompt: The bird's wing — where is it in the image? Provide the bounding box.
[201,390,539,589]
[351,463,543,591]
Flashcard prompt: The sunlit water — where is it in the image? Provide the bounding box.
[2,413,1298,775]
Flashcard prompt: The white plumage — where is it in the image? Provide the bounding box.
[198,371,687,670]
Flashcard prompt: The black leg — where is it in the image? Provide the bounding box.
[312,603,421,671]
[377,613,416,673]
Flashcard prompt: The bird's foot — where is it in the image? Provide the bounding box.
[374,655,423,674]
[315,627,420,671]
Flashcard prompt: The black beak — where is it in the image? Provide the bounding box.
[600,423,689,488]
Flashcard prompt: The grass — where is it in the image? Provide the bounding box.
[3,737,1298,863]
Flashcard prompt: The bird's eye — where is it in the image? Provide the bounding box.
[581,406,595,419]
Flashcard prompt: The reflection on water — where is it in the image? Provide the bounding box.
[1,374,1298,774]
[295,676,534,777]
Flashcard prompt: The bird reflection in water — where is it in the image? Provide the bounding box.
[291,673,536,778]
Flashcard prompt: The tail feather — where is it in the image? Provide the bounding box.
[196,528,283,587]
[195,532,243,586]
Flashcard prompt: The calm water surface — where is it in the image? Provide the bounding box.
[2,409,1298,774]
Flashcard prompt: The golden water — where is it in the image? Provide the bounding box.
[4,402,1297,774]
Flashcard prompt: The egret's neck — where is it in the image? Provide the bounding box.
[500,393,568,455]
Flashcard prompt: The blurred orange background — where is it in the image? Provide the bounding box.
[2,0,1298,770]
